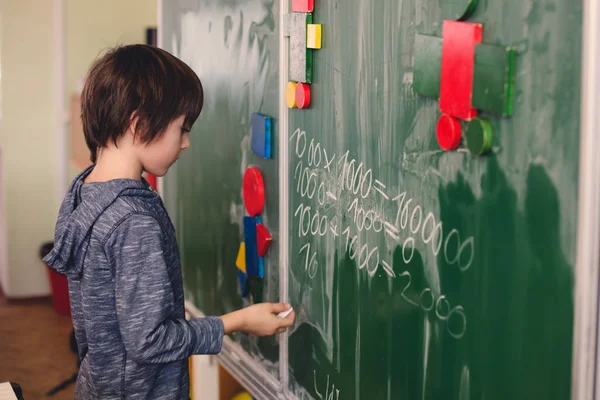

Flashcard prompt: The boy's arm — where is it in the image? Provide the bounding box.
[106,214,224,364]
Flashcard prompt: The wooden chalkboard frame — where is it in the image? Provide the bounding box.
[278,0,292,394]
[571,0,600,398]
[156,0,600,398]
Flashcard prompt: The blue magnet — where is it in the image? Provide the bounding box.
[251,113,272,159]
[243,216,259,276]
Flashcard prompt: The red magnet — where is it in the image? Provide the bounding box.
[437,114,462,151]
[292,0,314,12]
[439,20,482,121]
[295,82,311,109]
[256,223,272,257]
[242,167,265,216]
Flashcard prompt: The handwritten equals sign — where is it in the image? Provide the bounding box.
[381,260,396,278]
[374,180,389,200]
[384,221,399,241]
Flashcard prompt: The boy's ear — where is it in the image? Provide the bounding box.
[127,113,140,141]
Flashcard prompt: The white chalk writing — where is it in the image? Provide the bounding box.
[290,127,473,340]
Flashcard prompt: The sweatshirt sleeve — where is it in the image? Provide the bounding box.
[105,214,224,364]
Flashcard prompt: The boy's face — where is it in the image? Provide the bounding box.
[137,115,190,177]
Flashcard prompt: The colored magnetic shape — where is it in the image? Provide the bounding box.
[283,14,291,37]
[440,0,479,21]
[256,223,272,257]
[307,24,322,49]
[251,113,272,159]
[286,82,298,108]
[439,20,482,121]
[258,257,265,278]
[466,117,493,155]
[289,13,313,83]
[437,114,462,151]
[247,276,264,303]
[238,269,248,297]
[413,34,442,99]
[243,216,260,277]
[295,82,311,109]
[232,392,253,400]
[292,0,314,12]
[472,44,516,116]
[236,242,246,273]
[242,167,265,216]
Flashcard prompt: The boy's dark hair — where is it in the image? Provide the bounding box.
[81,44,203,163]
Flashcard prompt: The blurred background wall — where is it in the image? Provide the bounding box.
[0,0,156,298]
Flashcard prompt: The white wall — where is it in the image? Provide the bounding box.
[66,0,157,98]
[0,0,57,297]
[0,150,8,295]
[66,0,157,180]
[0,0,157,297]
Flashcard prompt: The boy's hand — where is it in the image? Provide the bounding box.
[243,303,295,336]
[221,303,295,336]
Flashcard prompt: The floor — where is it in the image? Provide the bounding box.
[0,288,77,399]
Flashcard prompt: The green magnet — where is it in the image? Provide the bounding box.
[472,44,517,116]
[413,34,442,99]
[466,118,493,155]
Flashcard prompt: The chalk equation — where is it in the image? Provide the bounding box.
[290,127,472,339]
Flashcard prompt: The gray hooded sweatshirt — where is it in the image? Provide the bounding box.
[43,166,224,399]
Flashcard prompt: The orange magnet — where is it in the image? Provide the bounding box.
[436,114,462,151]
[242,167,265,216]
[256,224,272,256]
[295,82,311,109]
[286,82,298,108]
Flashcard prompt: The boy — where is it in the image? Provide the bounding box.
[43,44,295,399]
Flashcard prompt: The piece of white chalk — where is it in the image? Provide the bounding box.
[277,307,293,318]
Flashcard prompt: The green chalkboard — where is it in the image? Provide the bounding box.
[161,0,282,378]
[286,0,580,399]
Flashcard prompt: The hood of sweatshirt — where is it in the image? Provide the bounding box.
[43,165,156,279]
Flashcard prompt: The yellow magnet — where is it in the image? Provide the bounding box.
[307,24,322,49]
[286,81,298,108]
[232,393,253,400]
[236,242,246,273]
